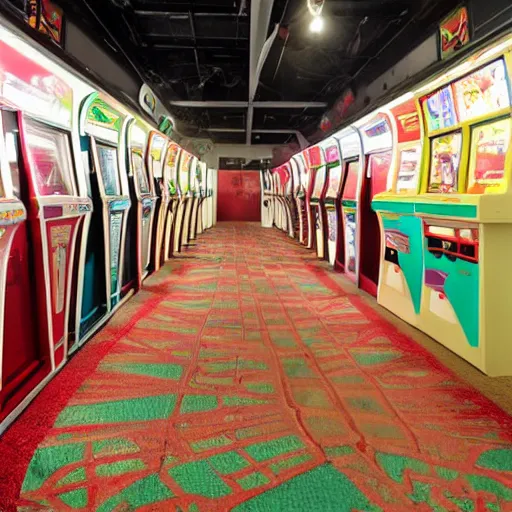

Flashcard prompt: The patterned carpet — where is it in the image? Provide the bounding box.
[2,222,512,511]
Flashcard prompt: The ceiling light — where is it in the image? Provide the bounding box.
[310,16,324,33]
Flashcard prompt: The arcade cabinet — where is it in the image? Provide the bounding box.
[371,97,423,327]
[181,156,197,247]
[0,110,38,427]
[281,163,295,238]
[271,170,281,230]
[374,34,512,376]
[354,114,393,297]
[127,120,157,286]
[81,93,131,313]
[334,129,362,282]
[290,157,301,239]
[0,38,93,429]
[147,132,168,273]
[201,163,210,231]
[164,143,181,260]
[291,152,309,245]
[261,169,273,228]
[174,150,192,253]
[322,141,343,266]
[308,145,327,258]
[187,157,200,242]
[303,149,316,249]
[196,161,207,236]
[207,168,216,229]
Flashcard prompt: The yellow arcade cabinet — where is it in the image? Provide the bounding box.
[375,33,512,376]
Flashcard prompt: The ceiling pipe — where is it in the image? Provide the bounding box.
[246,0,278,144]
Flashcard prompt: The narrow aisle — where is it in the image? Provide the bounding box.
[2,223,512,511]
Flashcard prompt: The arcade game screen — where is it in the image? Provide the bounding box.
[368,151,392,196]
[423,86,458,132]
[326,162,342,198]
[467,117,511,193]
[312,167,326,198]
[343,161,360,199]
[96,144,120,196]
[24,120,74,196]
[428,132,462,193]
[131,151,150,194]
[396,145,421,192]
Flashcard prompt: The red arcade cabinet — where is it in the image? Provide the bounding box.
[356,114,393,297]
[0,39,91,425]
[307,145,324,254]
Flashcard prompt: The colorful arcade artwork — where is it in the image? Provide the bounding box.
[344,209,357,274]
[396,145,421,192]
[50,224,71,315]
[453,59,510,121]
[423,221,479,348]
[428,132,462,193]
[38,0,64,45]
[440,5,470,60]
[109,211,123,298]
[423,86,458,131]
[468,118,511,192]
[87,99,122,132]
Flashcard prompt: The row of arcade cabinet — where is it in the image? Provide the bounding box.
[0,28,215,433]
[268,31,512,377]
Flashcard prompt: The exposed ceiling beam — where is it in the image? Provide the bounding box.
[208,128,245,132]
[135,11,247,17]
[169,100,327,108]
[253,101,327,108]
[144,34,249,41]
[170,101,249,107]
[188,11,202,83]
[207,128,308,149]
[208,127,305,135]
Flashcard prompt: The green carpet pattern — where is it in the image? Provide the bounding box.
[18,223,512,511]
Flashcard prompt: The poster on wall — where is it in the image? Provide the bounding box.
[428,132,463,193]
[27,0,64,46]
[453,59,510,121]
[468,118,511,192]
[440,6,470,60]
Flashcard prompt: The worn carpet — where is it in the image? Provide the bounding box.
[1,222,512,511]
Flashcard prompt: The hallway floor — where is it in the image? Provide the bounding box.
[1,223,511,511]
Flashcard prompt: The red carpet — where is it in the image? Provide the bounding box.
[0,222,511,511]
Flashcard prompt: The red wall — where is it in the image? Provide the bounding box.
[217,170,261,222]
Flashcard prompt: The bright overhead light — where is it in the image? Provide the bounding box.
[309,16,324,33]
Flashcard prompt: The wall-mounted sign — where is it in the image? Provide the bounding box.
[440,6,470,60]
[319,88,355,133]
[158,116,173,137]
[27,0,64,47]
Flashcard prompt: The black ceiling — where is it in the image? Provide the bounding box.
[6,0,461,145]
